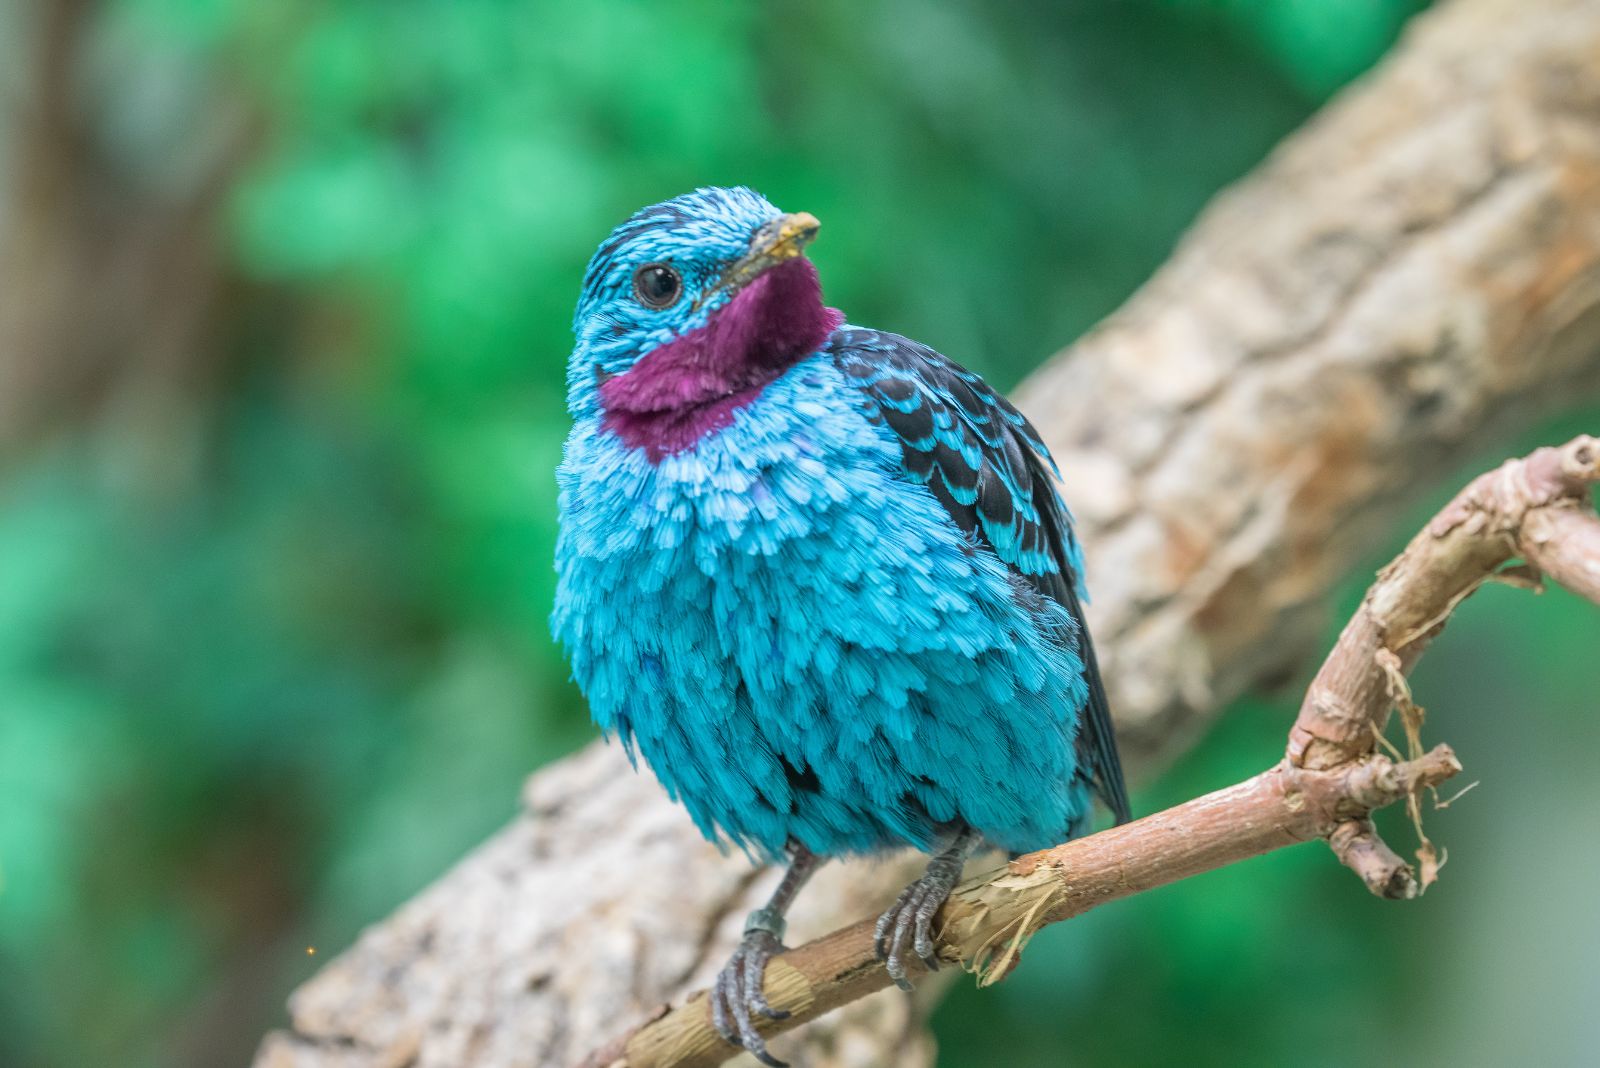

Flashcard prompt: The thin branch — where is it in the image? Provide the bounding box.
[585,436,1600,1068]
[1290,437,1600,769]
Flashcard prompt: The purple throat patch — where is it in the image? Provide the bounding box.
[600,258,844,461]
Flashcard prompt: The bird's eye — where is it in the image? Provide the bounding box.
[632,263,682,309]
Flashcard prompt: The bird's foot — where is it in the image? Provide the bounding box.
[873,848,966,991]
[709,908,791,1067]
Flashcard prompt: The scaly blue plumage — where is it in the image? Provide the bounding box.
[555,349,1090,856]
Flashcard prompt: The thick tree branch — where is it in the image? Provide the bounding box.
[582,436,1598,1068]
[256,1,1600,1065]
[1026,0,1600,769]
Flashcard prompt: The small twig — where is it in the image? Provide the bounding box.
[1434,780,1481,809]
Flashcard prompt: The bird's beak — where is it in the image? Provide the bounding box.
[697,212,820,309]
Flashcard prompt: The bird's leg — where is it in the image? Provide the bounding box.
[709,844,823,1068]
[874,827,982,991]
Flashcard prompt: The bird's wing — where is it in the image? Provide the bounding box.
[826,327,1130,825]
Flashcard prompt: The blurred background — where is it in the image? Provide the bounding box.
[2,1,1598,1066]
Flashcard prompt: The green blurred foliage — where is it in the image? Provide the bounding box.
[6,1,1598,1066]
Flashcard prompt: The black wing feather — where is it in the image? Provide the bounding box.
[1032,483,1131,825]
[827,327,1131,826]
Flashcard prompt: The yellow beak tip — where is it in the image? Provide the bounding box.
[768,212,820,254]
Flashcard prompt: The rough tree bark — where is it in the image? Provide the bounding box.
[255,0,1600,1065]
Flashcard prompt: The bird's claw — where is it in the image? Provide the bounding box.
[709,928,788,1067]
[873,856,962,991]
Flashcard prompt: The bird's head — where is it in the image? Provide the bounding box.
[568,186,842,459]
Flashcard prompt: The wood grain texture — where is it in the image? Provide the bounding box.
[256,1,1600,1065]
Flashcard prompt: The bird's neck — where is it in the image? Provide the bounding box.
[599,259,843,462]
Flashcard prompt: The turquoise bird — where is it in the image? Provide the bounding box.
[552,187,1128,1064]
